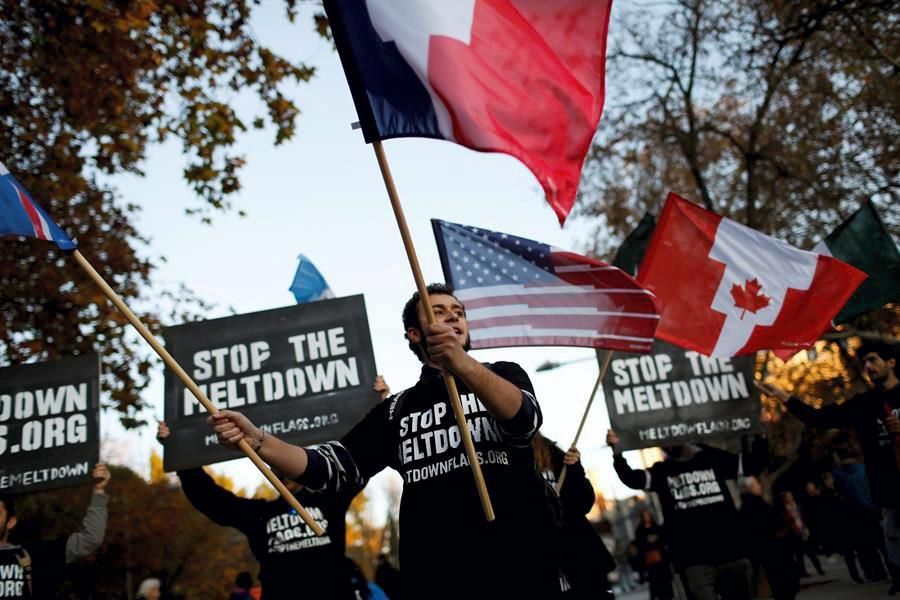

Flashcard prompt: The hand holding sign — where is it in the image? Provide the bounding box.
[606,429,619,450]
[92,463,110,493]
[374,376,391,401]
[754,381,790,402]
[563,448,580,466]
[156,421,170,443]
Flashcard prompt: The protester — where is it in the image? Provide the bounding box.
[633,509,673,600]
[757,340,900,593]
[607,429,766,600]
[0,463,110,599]
[770,491,804,600]
[136,577,161,600]
[780,490,824,577]
[739,476,778,597]
[612,539,638,593]
[230,571,254,600]
[532,433,615,598]
[830,447,890,582]
[208,283,563,599]
[157,422,361,600]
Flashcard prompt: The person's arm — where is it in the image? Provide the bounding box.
[756,381,851,428]
[157,421,254,525]
[178,467,254,527]
[209,401,391,493]
[64,464,110,563]
[479,362,542,446]
[559,447,595,515]
[423,322,525,420]
[607,430,651,491]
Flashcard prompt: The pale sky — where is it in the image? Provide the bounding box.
[99,0,648,514]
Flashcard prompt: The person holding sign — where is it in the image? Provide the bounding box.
[532,433,615,598]
[607,429,767,600]
[0,463,110,598]
[208,284,563,599]
[156,422,361,600]
[756,340,900,594]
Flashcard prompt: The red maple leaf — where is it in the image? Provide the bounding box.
[730,277,770,319]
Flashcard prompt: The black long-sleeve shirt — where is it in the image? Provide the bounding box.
[178,468,357,600]
[298,362,561,599]
[540,442,616,593]
[0,492,108,599]
[786,385,900,508]
[614,442,766,568]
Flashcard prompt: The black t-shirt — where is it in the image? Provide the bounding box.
[0,545,28,599]
[0,538,67,599]
[302,362,561,599]
[788,384,900,508]
[178,468,356,600]
[643,449,745,568]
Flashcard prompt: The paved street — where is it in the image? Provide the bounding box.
[615,555,891,599]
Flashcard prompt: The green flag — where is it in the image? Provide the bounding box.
[611,212,655,277]
[814,202,900,323]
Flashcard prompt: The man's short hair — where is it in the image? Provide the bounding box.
[0,494,15,518]
[857,340,897,371]
[402,283,459,360]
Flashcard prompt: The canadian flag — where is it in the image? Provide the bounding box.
[638,193,866,357]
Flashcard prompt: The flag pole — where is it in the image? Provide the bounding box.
[557,349,613,493]
[372,140,495,521]
[70,249,325,536]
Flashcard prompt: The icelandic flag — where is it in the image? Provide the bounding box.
[324,0,614,225]
[0,161,76,250]
[289,254,335,304]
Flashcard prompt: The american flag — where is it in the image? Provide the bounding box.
[432,220,660,353]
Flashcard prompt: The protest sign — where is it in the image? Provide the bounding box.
[163,295,379,471]
[0,355,100,492]
[603,341,761,450]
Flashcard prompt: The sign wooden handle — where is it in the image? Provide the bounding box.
[372,141,495,521]
[71,250,325,536]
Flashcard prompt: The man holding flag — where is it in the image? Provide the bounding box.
[208,283,563,599]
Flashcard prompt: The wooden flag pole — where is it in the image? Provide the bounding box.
[372,140,495,521]
[556,349,613,493]
[70,249,325,536]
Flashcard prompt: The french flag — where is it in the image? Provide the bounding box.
[0,161,77,250]
[324,0,613,225]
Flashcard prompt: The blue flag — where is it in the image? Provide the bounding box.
[0,161,76,250]
[289,254,334,304]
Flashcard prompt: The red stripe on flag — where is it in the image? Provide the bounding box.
[472,336,653,353]
[14,183,49,241]
[468,314,658,338]
[462,290,659,313]
[638,193,726,355]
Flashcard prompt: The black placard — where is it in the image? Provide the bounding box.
[0,355,100,493]
[163,295,379,471]
[603,341,761,450]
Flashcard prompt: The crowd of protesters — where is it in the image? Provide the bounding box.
[2,284,897,599]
